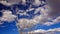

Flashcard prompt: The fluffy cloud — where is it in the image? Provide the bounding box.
[0,0,43,7]
[43,16,60,26]
[0,0,26,6]
[0,1,14,6]
[17,18,37,29]
[28,28,60,34]
[17,4,60,29]
[17,10,29,16]
[0,10,16,22]
[43,22,54,26]
[32,0,41,7]
[17,13,49,29]
[21,0,26,5]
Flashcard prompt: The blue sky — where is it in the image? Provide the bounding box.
[0,0,60,34]
[0,21,19,34]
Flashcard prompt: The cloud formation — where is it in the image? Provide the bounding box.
[32,0,41,7]
[17,4,60,29]
[28,28,60,34]
[0,0,60,30]
[17,18,37,29]
[0,1,14,6]
[0,10,16,22]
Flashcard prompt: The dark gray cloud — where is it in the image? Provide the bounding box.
[46,0,60,18]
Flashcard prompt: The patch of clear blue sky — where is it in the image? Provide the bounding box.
[0,21,19,34]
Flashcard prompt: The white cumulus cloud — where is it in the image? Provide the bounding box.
[0,10,17,22]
